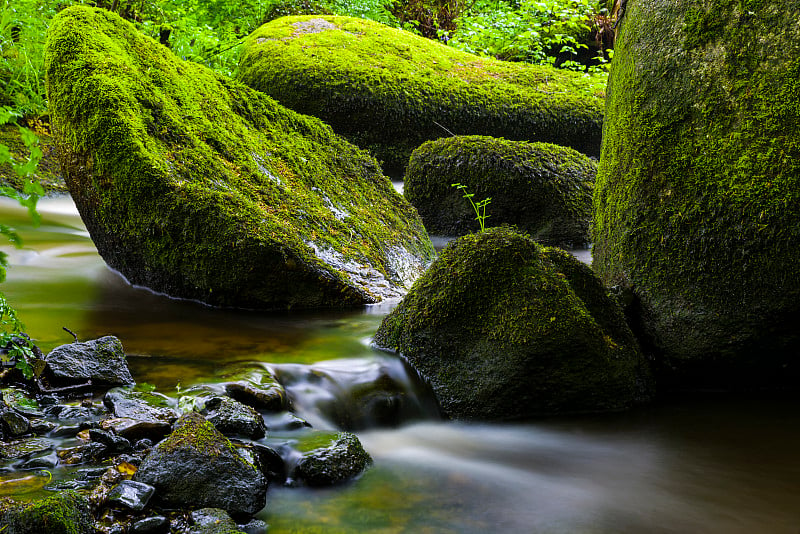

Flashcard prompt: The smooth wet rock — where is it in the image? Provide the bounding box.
[0,438,54,460]
[374,227,653,419]
[129,516,170,534]
[202,396,267,439]
[1,408,30,436]
[593,0,800,388]
[103,388,178,440]
[189,508,246,534]
[2,388,43,417]
[134,412,267,515]
[19,450,59,470]
[225,373,287,412]
[45,7,434,310]
[292,431,371,486]
[2,490,93,534]
[44,336,134,387]
[88,428,133,454]
[107,479,155,511]
[237,15,604,172]
[405,136,596,246]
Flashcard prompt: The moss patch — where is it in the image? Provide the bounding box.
[404,135,595,245]
[0,124,66,194]
[593,0,800,387]
[374,227,652,419]
[237,15,605,173]
[3,490,93,534]
[45,7,434,310]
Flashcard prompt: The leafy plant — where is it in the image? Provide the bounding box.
[383,0,473,41]
[452,182,490,232]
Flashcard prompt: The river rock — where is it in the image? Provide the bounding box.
[291,430,372,486]
[103,388,178,441]
[374,227,653,419]
[44,336,134,387]
[1,408,30,436]
[1,490,93,534]
[129,516,170,534]
[189,508,246,534]
[45,7,434,310]
[0,438,54,460]
[404,136,595,245]
[201,396,267,439]
[134,412,267,516]
[237,16,604,173]
[592,0,800,388]
[107,480,156,511]
[224,371,287,412]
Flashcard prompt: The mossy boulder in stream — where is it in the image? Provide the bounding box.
[374,227,652,419]
[237,15,605,172]
[592,0,800,387]
[404,136,595,245]
[44,7,434,310]
[134,412,267,516]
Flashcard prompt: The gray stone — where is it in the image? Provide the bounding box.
[45,336,134,386]
[292,431,371,486]
[202,396,267,439]
[107,480,155,511]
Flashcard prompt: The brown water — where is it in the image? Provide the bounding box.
[2,196,800,533]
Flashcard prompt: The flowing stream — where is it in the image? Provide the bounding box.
[1,196,799,533]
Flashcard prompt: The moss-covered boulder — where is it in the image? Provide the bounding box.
[374,227,652,419]
[592,0,800,387]
[44,7,434,310]
[134,412,267,516]
[237,15,605,173]
[291,430,372,486]
[1,491,93,534]
[404,135,595,244]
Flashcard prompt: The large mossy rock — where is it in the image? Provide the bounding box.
[237,15,605,173]
[44,7,434,309]
[373,227,652,419]
[1,491,94,534]
[593,0,800,387]
[404,135,595,245]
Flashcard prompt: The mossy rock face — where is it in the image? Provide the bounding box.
[593,0,800,387]
[3,490,94,534]
[44,7,434,309]
[404,135,595,245]
[373,227,652,419]
[237,15,605,173]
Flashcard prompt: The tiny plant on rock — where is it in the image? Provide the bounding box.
[451,182,491,232]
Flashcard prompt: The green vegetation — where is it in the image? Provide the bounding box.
[451,183,491,232]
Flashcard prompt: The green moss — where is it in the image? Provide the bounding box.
[374,227,652,419]
[404,135,595,244]
[294,430,372,486]
[45,7,434,310]
[162,412,248,466]
[3,491,93,534]
[236,15,605,173]
[593,0,800,385]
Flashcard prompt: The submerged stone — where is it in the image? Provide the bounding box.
[134,412,267,515]
[237,16,605,173]
[189,508,246,534]
[291,430,372,486]
[45,7,434,310]
[374,227,653,419]
[44,336,134,387]
[593,0,800,388]
[405,136,595,245]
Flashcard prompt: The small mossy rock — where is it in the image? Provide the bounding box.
[201,396,268,439]
[292,430,372,486]
[224,370,287,412]
[593,0,800,388]
[404,136,595,245]
[45,335,134,387]
[374,227,653,419]
[189,508,246,534]
[104,388,178,428]
[3,490,93,534]
[44,7,434,309]
[237,15,605,173]
[133,412,267,515]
